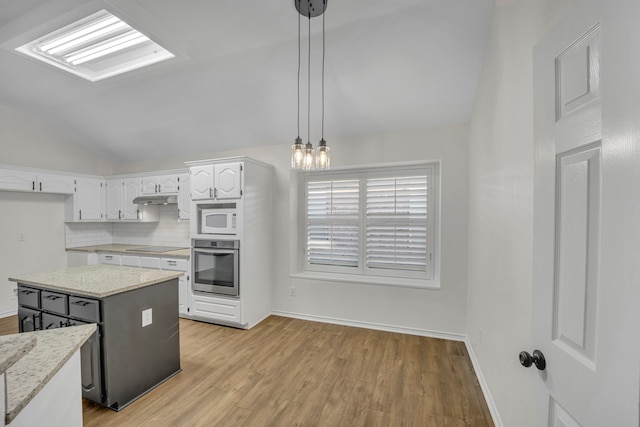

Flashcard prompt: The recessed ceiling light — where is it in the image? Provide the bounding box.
[15,9,175,82]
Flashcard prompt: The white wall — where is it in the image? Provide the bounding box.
[116,123,470,336]
[0,192,68,316]
[0,104,112,176]
[465,0,573,425]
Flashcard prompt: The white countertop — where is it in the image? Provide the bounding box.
[2,324,96,424]
[66,244,190,258]
[9,265,184,298]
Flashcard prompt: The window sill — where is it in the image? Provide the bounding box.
[289,272,441,290]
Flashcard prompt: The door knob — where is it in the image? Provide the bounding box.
[519,349,546,371]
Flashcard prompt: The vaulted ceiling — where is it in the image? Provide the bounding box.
[0,0,493,163]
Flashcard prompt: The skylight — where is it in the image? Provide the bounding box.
[16,10,174,82]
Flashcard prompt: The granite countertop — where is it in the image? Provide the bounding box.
[0,334,36,375]
[66,244,190,258]
[9,265,184,298]
[3,324,96,424]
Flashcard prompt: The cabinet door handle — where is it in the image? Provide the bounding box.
[214,188,218,198]
[39,182,42,191]
[119,210,122,219]
[32,181,35,191]
[137,209,140,219]
[158,184,161,193]
[79,210,82,220]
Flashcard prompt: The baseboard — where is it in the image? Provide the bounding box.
[464,337,503,427]
[0,309,17,319]
[271,310,466,342]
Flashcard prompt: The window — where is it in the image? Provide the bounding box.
[302,164,438,283]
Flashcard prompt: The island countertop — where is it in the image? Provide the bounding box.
[9,265,184,298]
[3,324,96,424]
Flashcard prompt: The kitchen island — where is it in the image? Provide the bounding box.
[9,265,183,411]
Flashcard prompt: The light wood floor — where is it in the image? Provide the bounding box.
[0,315,493,426]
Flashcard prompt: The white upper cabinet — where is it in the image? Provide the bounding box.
[0,167,74,194]
[71,177,105,221]
[122,178,140,220]
[140,175,178,195]
[190,162,242,201]
[37,173,75,194]
[214,163,242,199]
[177,173,190,220]
[190,165,214,200]
[106,179,123,220]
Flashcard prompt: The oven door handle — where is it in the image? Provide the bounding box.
[192,248,237,255]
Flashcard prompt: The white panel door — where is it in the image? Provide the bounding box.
[214,163,242,199]
[37,173,75,194]
[0,168,35,192]
[75,178,104,221]
[105,180,122,220]
[122,178,140,220]
[532,1,640,426]
[190,165,214,200]
[177,173,190,220]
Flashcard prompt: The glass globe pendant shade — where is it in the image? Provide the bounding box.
[291,137,304,169]
[315,139,330,170]
[303,141,315,170]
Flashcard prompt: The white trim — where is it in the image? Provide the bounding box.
[272,310,464,342]
[464,338,503,427]
[0,309,17,319]
[290,272,440,289]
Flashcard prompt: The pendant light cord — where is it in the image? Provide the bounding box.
[307,12,311,144]
[297,9,301,140]
[321,0,325,140]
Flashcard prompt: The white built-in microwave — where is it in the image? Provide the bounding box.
[201,209,237,235]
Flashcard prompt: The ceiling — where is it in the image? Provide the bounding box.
[0,0,494,164]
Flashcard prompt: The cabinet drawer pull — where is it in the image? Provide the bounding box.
[71,301,91,307]
[20,290,36,295]
[44,295,62,301]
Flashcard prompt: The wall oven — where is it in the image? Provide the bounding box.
[191,239,239,296]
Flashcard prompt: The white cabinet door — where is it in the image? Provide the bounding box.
[140,177,158,195]
[122,178,140,220]
[0,168,36,192]
[214,163,242,199]
[157,175,178,194]
[37,173,75,194]
[105,180,123,220]
[75,178,104,221]
[177,173,190,220]
[192,294,241,324]
[190,165,214,200]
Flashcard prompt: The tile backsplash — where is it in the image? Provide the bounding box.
[66,205,190,248]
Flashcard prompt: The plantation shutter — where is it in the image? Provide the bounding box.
[365,174,429,273]
[306,179,360,268]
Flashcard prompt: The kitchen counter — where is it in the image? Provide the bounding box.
[2,324,96,424]
[0,335,36,375]
[66,244,190,258]
[9,265,183,298]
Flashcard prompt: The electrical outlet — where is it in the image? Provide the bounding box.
[17,233,26,242]
[142,308,153,327]
[289,287,296,297]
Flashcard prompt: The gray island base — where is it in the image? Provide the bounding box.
[10,265,183,411]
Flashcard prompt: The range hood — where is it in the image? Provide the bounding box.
[132,195,178,205]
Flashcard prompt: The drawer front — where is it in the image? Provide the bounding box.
[192,295,241,323]
[17,285,40,309]
[41,290,68,315]
[100,253,121,265]
[160,258,187,271]
[140,256,161,269]
[69,296,101,323]
[121,255,141,267]
[42,312,69,329]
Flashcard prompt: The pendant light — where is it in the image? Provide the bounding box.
[315,3,330,170]
[290,10,304,169]
[291,0,330,170]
